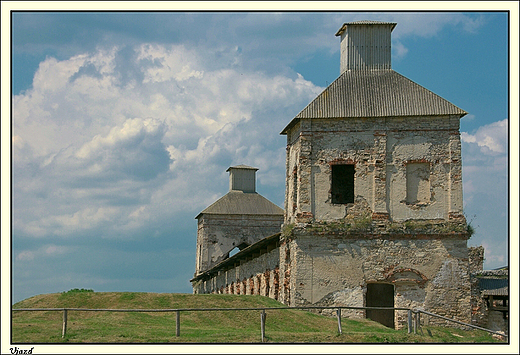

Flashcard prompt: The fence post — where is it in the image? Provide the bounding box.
[413,312,417,334]
[176,310,180,337]
[260,309,266,342]
[62,309,68,338]
[336,308,342,335]
[407,310,412,334]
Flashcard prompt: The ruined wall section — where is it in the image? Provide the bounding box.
[285,119,313,224]
[385,115,464,222]
[284,115,465,225]
[283,228,471,329]
[195,214,283,275]
[468,244,508,335]
[192,244,283,301]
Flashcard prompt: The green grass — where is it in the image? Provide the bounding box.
[12,292,505,344]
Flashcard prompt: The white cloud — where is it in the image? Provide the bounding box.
[461,119,508,155]
[75,117,165,159]
[137,44,204,83]
[32,55,88,92]
[16,245,72,261]
[12,43,319,243]
[53,207,120,229]
[461,118,508,269]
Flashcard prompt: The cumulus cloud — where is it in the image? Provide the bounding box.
[461,119,508,268]
[461,119,508,155]
[12,44,318,245]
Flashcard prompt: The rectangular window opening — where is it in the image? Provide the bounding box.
[331,164,355,204]
[406,162,430,204]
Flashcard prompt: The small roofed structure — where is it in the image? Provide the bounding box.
[196,165,283,218]
[470,263,508,335]
[193,165,284,276]
[477,268,509,319]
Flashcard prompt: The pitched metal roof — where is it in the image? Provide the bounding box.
[195,191,284,219]
[281,69,467,134]
[479,278,508,297]
[226,164,258,171]
[335,20,397,36]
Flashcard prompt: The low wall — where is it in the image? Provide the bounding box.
[192,234,283,301]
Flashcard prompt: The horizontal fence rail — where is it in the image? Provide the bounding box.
[416,310,508,341]
[12,305,506,342]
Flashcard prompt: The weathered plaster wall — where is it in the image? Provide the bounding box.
[469,246,487,326]
[284,116,464,225]
[192,245,282,300]
[193,227,473,330]
[283,229,471,329]
[195,214,283,275]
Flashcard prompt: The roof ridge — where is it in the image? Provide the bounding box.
[196,190,284,219]
[281,69,467,134]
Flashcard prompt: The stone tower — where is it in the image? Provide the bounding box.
[279,21,471,327]
[194,165,284,276]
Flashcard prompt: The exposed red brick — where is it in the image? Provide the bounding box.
[284,269,291,304]
[264,269,270,297]
[372,212,389,220]
[329,158,355,165]
[273,267,280,301]
[256,275,262,295]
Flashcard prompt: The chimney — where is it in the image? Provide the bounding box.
[226,165,258,193]
[335,21,397,73]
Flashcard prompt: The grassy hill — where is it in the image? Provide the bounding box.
[12,291,503,344]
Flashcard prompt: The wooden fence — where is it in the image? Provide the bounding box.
[12,305,507,342]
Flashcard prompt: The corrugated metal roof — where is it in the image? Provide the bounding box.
[281,69,467,134]
[335,20,397,36]
[226,164,258,171]
[479,278,508,296]
[196,191,284,218]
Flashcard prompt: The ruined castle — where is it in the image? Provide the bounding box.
[191,21,492,330]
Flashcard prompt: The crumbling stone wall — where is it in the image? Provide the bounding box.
[195,214,283,275]
[278,113,470,329]
[192,245,282,301]
[192,223,473,330]
[469,246,486,326]
[284,116,465,225]
[282,225,471,329]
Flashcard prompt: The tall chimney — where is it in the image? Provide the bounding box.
[226,165,258,193]
[335,21,397,73]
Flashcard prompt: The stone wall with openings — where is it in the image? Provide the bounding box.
[283,115,465,225]
[195,214,283,276]
[281,224,471,329]
[192,240,282,301]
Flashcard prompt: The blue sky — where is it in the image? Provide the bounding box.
[4,6,515,308]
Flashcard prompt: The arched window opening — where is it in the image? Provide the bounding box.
[227,242,249,259]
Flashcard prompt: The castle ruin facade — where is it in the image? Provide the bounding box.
[191,21,477,329]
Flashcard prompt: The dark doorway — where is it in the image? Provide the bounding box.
[366,283,395,328]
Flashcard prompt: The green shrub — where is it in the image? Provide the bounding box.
[62,288,94,294]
